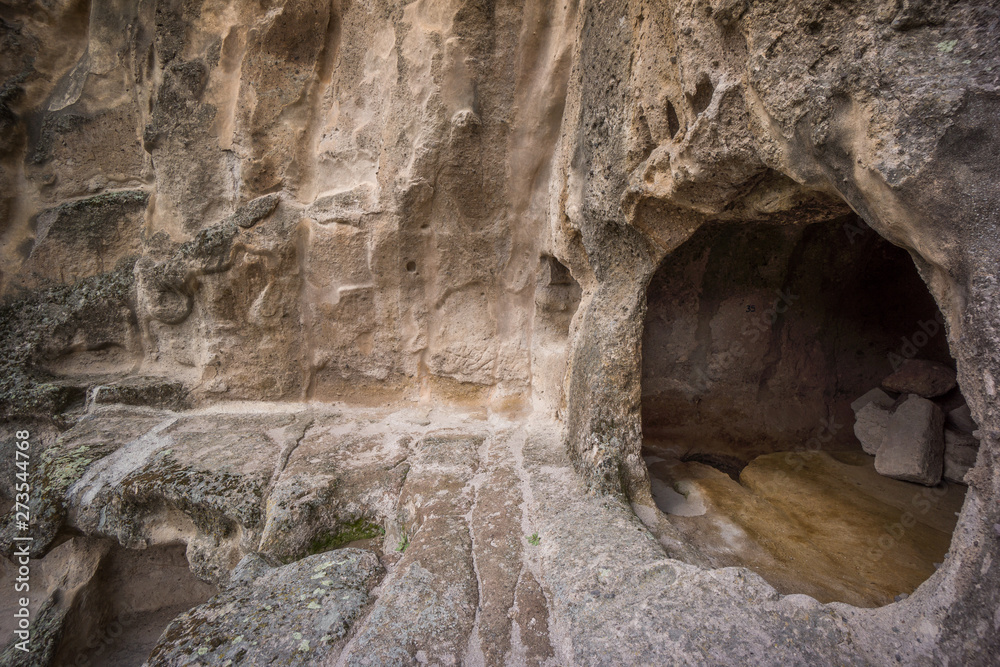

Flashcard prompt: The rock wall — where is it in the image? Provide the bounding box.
[1,0,582,416]
[555,0,1000,661]
[2,0,1000,663]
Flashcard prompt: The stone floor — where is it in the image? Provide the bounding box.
[643,449,965,607]
[0,403,984,665]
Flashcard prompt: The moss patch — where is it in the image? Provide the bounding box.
[305,519,384,557]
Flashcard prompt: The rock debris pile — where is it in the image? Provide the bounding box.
[852,359,979,486]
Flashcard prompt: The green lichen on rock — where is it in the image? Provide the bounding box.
[112,451,269,546]
[42,434,125,497]
[0,409,167,559]
[306,518,384,557]
[146,549,383,667]
[47,443,95,488]
[0,261,138,419]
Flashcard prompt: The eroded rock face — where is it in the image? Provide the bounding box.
[0,537,217,667]
[1,0,999,664]
[1,0,584,417]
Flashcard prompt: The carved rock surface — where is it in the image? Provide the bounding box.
[1,0,999,665]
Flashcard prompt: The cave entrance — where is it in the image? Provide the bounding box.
[639,214,973,608]
[51,541,218,666]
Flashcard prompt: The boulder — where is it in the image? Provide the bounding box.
[945,428,980,450]
[881,359,957,398]
[943,429,980,484]
[850,388,896,413]
[874,395,945,486]
[853,402,892,455]
[64,411,303,581]
[144,549,383,667]
[946,403,978,434]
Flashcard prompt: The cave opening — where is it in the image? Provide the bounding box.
[51,541,218,666]
[639,214,974,608]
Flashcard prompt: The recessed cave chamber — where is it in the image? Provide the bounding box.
[640,214,972,608]
[0,539,217,665]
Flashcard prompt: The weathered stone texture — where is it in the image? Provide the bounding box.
[1,0,999,665]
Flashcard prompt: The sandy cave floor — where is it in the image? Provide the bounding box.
[642,445,966,608]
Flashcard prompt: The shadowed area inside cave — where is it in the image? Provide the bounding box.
[640,215,969,608]
[57,543,218,666]
[0,539,217,665]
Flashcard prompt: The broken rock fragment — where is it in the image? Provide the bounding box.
[943,429,980,484]
[946,403,978,434]
[854,402,892,456]
[850,388,896,413]
[874,394,945,486]
[851,388,896,455]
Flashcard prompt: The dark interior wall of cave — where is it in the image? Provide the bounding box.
[641,214,953,463]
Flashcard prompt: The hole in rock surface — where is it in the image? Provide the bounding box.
[688,74,714,115]
[53,542,217,666]
[640,215,968,607]
[666,100,681,139]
